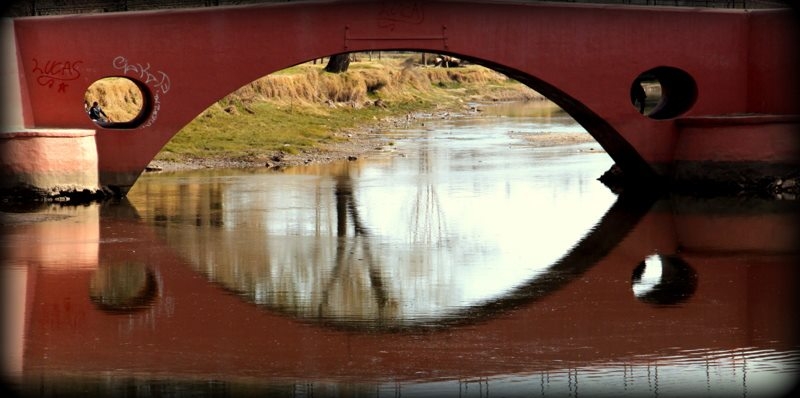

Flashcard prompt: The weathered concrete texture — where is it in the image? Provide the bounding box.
[670,115,800,195]
[675,115,799,163]
[0,129,104,200]
[670,161,799,195]
[0,18,25,130]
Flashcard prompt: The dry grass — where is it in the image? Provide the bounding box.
[84,77,143,122]
[233,59,532,106]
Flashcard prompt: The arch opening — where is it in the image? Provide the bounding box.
[84,77,152,129]
[458,54,657,180]
[130,51,667,331]
[132,48,662,196]
[159,51,598,163]
[160,50,648,176]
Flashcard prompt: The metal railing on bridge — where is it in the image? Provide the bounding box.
[540,0,791,7]
[1,0,793,17]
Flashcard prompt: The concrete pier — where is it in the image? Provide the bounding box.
[1,18,102,200]
[0,129,101,198]
[673,114,800,193]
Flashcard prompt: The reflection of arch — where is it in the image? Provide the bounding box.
[238,190,659,332]
[632,254,697,306]
[89,263,159,314]
[430,190,660,330]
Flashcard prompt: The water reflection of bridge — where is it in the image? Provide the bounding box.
[3,190,797,389]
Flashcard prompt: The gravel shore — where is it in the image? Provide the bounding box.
[145,108,600,173]
[145,126,395,172]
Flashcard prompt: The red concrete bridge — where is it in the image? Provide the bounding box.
[1,0,798,196]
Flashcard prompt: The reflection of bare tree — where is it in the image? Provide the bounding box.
[133,166,406,326]
[319,171,391,323]
[410,148,448,246]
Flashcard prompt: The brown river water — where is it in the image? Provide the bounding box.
[2,102,798,397]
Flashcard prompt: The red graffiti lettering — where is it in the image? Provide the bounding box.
[32,58,82,92]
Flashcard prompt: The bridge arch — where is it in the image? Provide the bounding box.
[463,55,656,180]
[177,47,653,181]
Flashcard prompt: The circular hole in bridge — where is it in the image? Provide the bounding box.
[84,77,151,128]
[632,254,697,306]
[630,66,696,119]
